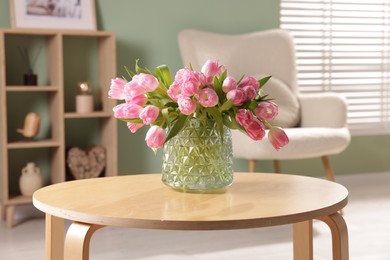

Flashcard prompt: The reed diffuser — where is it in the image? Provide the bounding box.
[18,45,41,86]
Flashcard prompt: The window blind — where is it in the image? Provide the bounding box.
[280,0,390,135]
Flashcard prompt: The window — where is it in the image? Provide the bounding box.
[280,0,390,135]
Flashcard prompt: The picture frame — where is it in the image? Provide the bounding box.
[9,0,97,31]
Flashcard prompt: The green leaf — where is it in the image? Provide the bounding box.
[219,99,233,112]
[147,98,161,107]
[161,107,170,122]
[124,66,134,79]
[121,118,143,124]
[163,101,179,108]
[219,69,227,83]
[236,74,245,85]
[259,75,272,87]
[225,111,244,131]
[195,106,207,121]
[164,114,188,143]
[155,64,172,89]
[135,59,153,74]
[248,100,258,110]
[222,114,237,129]
[213,75,220,88]
[213,76,224,103]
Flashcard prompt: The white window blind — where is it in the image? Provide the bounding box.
[280,0,390,135]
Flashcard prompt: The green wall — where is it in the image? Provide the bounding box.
[1,0,390,178]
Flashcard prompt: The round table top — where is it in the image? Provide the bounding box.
[33,173,348,230]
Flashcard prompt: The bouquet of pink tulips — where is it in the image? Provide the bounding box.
[108,60,289,150]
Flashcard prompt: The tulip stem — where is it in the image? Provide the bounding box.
[263,120,273,129]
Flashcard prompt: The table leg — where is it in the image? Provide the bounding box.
[316,213,349,260]
[64,222,104,260]
[45,214,64,260]
[293,220,313,260]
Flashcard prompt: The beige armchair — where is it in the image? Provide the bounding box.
[177,29,351,181]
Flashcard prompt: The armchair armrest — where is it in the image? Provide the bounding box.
[298,92,348,128]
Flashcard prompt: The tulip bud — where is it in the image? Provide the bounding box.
[268,127,289,150]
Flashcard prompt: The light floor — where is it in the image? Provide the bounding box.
[1,172,390,259]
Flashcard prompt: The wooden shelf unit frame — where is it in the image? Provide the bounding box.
[0,28,118,227]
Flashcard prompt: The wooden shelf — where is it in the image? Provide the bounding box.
[7,139,60,149]
[64,111,113,119]
[7,195,32,206]
[0,28,113,37]
[0,28,118,227]
[6,86,59,92]
[0,28,58,36]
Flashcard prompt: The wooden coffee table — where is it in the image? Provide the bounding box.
[33,173,349,260]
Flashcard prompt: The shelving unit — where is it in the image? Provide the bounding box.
[0,28,117,227]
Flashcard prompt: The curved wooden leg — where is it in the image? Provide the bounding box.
[293,220,313,260]
[316,213,349,260]
[45,214,64,260]
[64,222,104,260]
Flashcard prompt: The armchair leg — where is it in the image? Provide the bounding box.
[249,160,281,173]
[321,156,336,182]
[249,160,256,172]
[274,160,281,173]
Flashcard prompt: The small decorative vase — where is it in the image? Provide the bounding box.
[162,118,234,192]
[19,162,43,196]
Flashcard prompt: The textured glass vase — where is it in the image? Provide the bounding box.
[162,118,233,192]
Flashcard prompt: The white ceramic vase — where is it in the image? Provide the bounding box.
[19,162,43,196]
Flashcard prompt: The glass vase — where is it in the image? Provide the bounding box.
[162,118,234,192]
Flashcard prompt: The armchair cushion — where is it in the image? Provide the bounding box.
[261,76,300,128]
[299,92,348,128]
[232,127,351,160]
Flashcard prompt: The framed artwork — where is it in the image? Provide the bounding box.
[9,0,97,30]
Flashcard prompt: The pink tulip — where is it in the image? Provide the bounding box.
[226,89,246,106]
[112,103,143,119]
[108,77,127,100]
[242,85,257,100]
[174,68,200,84]
[172,67,208,103]
[145,125,166,149]
[196,71,207,87]
[139,105,160,124]
[195,88,219,107]
[124,81,146,100]
[127,122,144,133]
[132,73,159,92]
[173,67,187,83]
[127,94,148,106]
[181,80,199,96]
[222,76,237,93]
[268,127,289,150]
[201,60,221,84]
[177,95,197,115]
[245,119,266,141]
[255,101,279,120]
[167,82,182,102]
[235,109,254,128]
[238,76,260,91]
